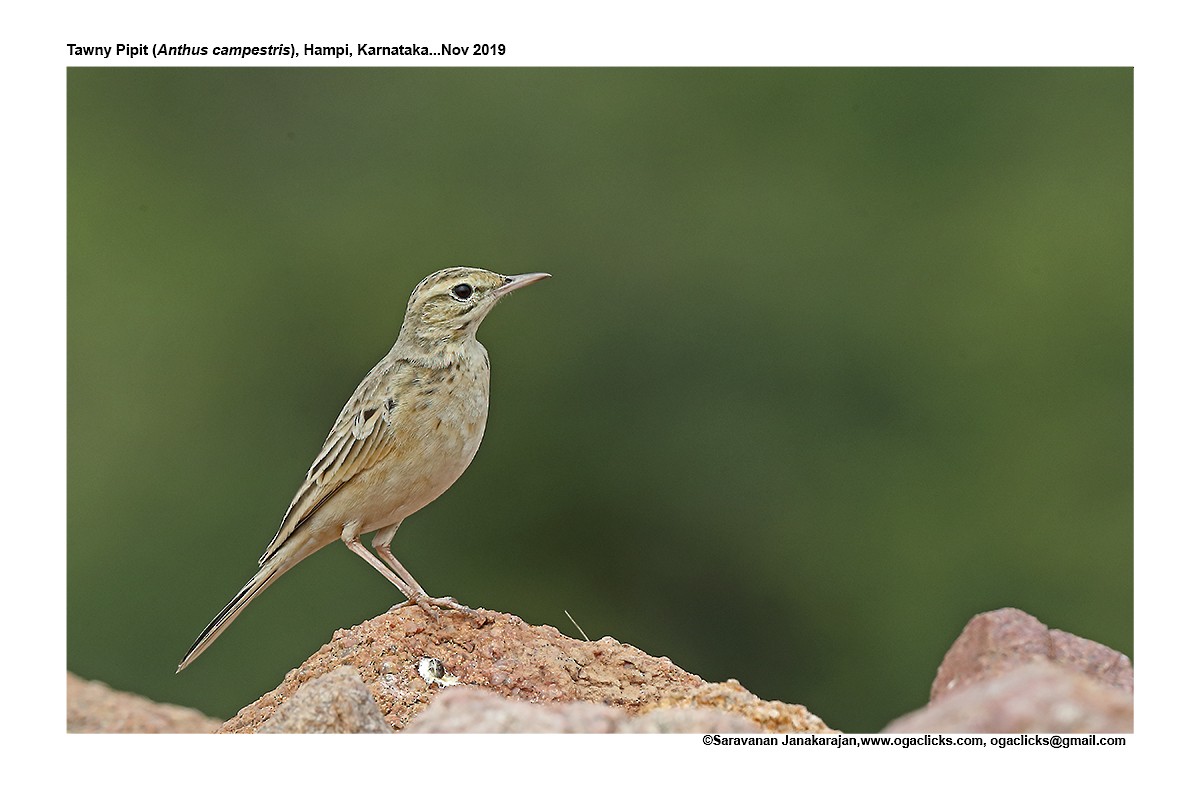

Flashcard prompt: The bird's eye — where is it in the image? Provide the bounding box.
[451,283,474,300]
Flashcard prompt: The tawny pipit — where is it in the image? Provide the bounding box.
[177,267,550,672]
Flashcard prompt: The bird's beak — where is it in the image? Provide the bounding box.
[496,272,552,297]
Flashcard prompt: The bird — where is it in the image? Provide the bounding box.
[176,266,550,672]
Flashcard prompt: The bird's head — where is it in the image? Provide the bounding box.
[398,267,550,354]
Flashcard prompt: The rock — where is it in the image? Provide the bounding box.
[883,608,1133,733]
[219,606,832,733]
[67,672,221,733]
[931,607,1133,700]
[403,685,760,733]
[886,662,1133,733]
[259,666,392,733]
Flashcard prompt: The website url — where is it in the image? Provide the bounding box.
[701,733,1127,748]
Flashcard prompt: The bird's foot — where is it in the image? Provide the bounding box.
[426,595,473,614]
[396,593,472,619]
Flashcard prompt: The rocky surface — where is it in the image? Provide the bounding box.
[218,605,832,733]
[68,606,1132,734]
[67,672,221,733]
[885,608,1133,733]
[930,607,1133,700]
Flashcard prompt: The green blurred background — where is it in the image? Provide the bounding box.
[67,68,1131,732]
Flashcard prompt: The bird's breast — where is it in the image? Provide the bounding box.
[368,354,491,525]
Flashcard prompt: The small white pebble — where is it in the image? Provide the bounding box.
[417,656,461,687]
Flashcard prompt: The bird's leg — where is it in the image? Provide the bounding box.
[340,522,440,619]
[372,524,471,613]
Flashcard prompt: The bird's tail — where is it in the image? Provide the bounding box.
[176,538,312,673]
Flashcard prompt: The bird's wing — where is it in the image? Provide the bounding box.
[258,358,404,565]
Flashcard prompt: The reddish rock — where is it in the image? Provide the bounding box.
[67,672,220,733]
[884,608,1133,733]
[887,662,1133,733]
[219,605,832,733]
[931,608,1133,700]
